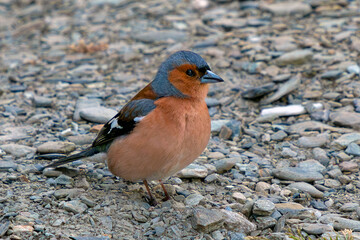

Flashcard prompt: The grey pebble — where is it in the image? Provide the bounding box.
[345,142,360,156]
[320,70,343,80]
[54,174,74,185]
[0,161,18,172]
[177,164,208,178]
[288,182,324,198]
[191,207,224,233]
[185,193,204,206]
[297,133,329,148]
[272,167,323,182]
[0,144,36,158]
[252,199,275,216]
[33,95,53,107]
[302,223,333,235]
[271,130,287,141]
[61,200,88,214]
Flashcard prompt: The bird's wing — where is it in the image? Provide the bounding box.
[92,98,156,148]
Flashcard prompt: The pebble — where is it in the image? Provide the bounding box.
[331,132,360,149]
[220,210,256,234]
[345,142,360,156]
[312,148,330,166]
[73,98,102,121]
[79,107,117,123]
[320,215,360,230]
[37,141,76,154]
[339,161,359,173]
[177,164,208,178]
[272,167,324,182]
[252,199,275,216]
[191,207,224,233]
[132,30,188,43]
[339,203,359,212]
[330,111,360,130]
[33,96,53,107]
[271,130,287,141]
[0,144,36,158]
[297,159,326,173]
[214,157,242,173]
[275,49,313,66]
[54,174,74,185]
[60,200,88,214]
[260,2,312,16]
[302,223,333,235]
[297,133,329,148]
[0,160,18,172]
[320,70,343,80]
[288,182,324,198]
[232,192,247,204]
[255,216,277,230]
[185,194,205,206]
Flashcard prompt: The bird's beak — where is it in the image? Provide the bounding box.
[200,70,224,84]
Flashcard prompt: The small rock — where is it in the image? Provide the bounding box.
[331,133,360,149]
[12,225,34,234]
[297,159,326,173]
[253,199,275,216]
[33,96,53,107]
[255,216,277,230]
[177,164,208,178]
[272,167,323,182]
[211,120,231,132]
[0,161,18,172]
[220,209,256,234]
[320,70,343,80]
[312,148,330,166]
[297,133,329,148]
[302,223,333,235]
[320,215,360,230]
[192,207,224,233]
[255,182,271,194]
[260,2,312,16]
[132,30,188,43]
[132,211,147,223]
[185,194,204,206]
[219,125,232,140]
[214,157,242,173]
[0,144,36,158]
[37,141,76,154]
[54,174,74,185]
[288,182,324,198]
[61,200,88,214]
[345,142,360,156]
[339,203,359,212]
[271,130,287,141]
[324,179,341,188]
[339,161,359,173]
[330,111,360,130]
[232,192,247,204]
[275,49,313,66]
[79,107,117,123]
[208,152,225,159]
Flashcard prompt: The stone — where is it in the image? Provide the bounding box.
[191,207,224,233]
[272,167,323,182]
[297,159,326,173]
[297,133,329,148]
[271,130,287,141]
[275,202,304,211]
[61,200,88,214]
[73,98,102,121]
[33,96,53,107]
[219,125,232,140]
[312,148,330,166]
[253,199,275,216]
[132,30,188,43]
[37,141,76,154]
[260,2,312,16]
[330,111,360,130]
[185,194,204,206]
[288,182,324,198]
[211,120,231,132]
[255,182,271,194]
[339,161,359,173]
[54,174,74,185]
[132,211,147,223]
[0,161,18,172]
[0,144,36,158]
[12,225,34,234]
[232,192,247,204]
[275,49,313,66]
[177,164,208,178]
[79,107,117,123]
[345,143,360,156]
[331,132,360,149]
[324,179,341,188]
[339,203,359,212]
[320,70,343,80]
[302,223,333,235]
[320,215,360,230]
[220,209,256,234]
[214,157,242,173]
[208,152,225,159]
[255,216,277,230]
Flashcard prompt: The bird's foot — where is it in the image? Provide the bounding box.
[144,195,157,206]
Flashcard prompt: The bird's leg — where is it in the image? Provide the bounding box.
[159,180,170,201]
[143,180,157,206]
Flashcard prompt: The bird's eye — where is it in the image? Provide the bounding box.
[186,69,195,77]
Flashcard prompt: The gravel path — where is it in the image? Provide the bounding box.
[1,0,360,239]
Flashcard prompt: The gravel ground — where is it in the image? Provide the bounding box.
[1,0,360,239]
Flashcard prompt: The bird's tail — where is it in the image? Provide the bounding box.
[40,147,100,171]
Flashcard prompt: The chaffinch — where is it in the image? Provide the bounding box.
[42,50,224,205]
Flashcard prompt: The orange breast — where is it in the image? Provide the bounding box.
[106,97,211,181]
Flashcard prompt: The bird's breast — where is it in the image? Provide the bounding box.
[106,97,211,181]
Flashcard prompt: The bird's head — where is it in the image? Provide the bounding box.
[151,51,223,99]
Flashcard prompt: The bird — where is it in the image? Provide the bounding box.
[41,50,224,205]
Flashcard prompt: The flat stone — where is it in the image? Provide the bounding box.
[79,107,117,124]
[132,30,188,43]
[33,96,53,107]
[312,148,330,166]
[297,159,326,173]
[288,182,324,198]
[320,215,360,230]
[339,202,359,212]
[177,164,208,178]
[67,134,94,145]
[339,161,359,173]
[271,130,288,141]
[321,70,343,80]
[275,202,304,211]
[232,192,247,204]
[0,144,36,158]
[345,142,360,156]
[73,98,102,121]
[330,111,360,130]
[61,200,88,214]
[255,182,271,194]
[253,199,275,216]
[260,2,312,16]
[54,174,74,185]
[132,211,147,223]
[208,152,225,159]
[275,49,313,66]
[272,167,323,182]
[211,120,231,132]
[214,157,242,173]
[0,161,18,172]
[331,133,360,149]
[297,133,329,148]
[220,209,256,234]
[191,207,224,233]
[12,225,34,233]
[185,194,204,206]
[256,216,277,230]
[0,221,10,237]
[324,179,341,188]
[37,141,76,154]
[302,223,333,235]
